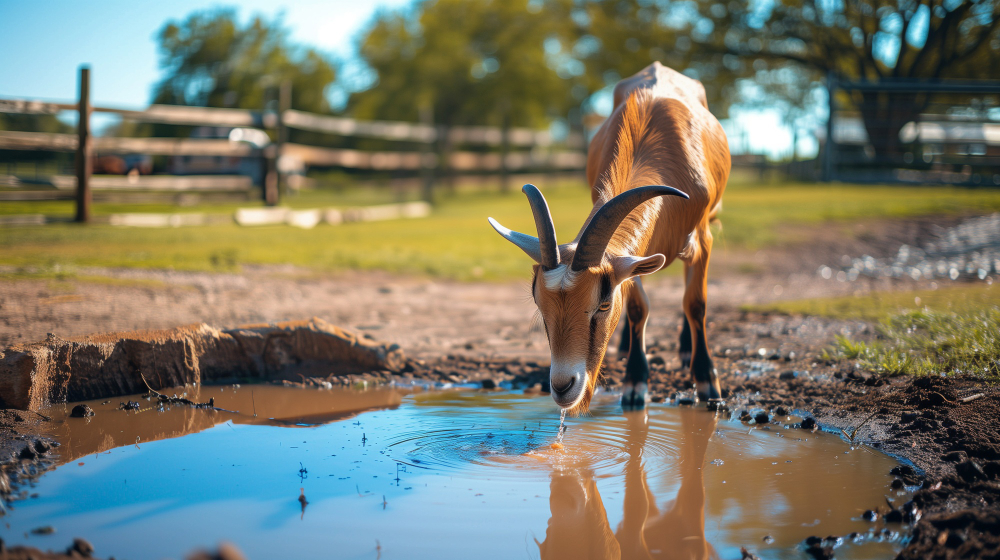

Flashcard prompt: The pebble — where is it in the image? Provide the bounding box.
[823,213,1000,283]
[70,404,95,418]
[754,411,770,424]
[800,417,817,430]
[69,538,95,558]
[955,459,987,483]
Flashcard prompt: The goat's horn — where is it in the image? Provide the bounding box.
[488,217,544,264]
[571,185,689,271]
[521,184,560,269]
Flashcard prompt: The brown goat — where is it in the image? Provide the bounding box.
[490,62,729,413]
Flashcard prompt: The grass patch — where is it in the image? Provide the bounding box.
[745,284,1000,322]
[0,269,176,290]
[750,284,1000,379]
[835,308,1000,378]
[3,178,1000,280]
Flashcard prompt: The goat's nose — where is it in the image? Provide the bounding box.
[551,375,575,395]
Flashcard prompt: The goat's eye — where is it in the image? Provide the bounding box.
[598,301,612,312]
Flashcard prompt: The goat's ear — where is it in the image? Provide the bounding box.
[610,254,666,282]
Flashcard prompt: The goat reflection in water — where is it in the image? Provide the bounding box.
[537,411,718,560]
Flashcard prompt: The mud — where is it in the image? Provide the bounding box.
[0,317,404,410]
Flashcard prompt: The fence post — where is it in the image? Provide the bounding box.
[823,71,836,183]
[419,104,435,203]
[499,101,511,193]
[276,80,291,198]
[74,66,92,223]
[262,85,280,206]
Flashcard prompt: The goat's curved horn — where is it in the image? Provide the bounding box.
[488,217,543,264]
[571,185,689,271]
[521,184,560,269]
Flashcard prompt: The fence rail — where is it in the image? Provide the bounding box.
[0,67,586,222]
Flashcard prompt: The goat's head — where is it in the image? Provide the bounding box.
[489,184,688,413]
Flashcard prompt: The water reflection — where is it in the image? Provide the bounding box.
[43,385,407,465]
[539,410,718,560]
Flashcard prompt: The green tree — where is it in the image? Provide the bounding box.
[350,0,574,129]
[153,8,336,114]
[695,0,1000,159]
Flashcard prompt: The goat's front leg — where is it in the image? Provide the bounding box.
[621,277,651,410]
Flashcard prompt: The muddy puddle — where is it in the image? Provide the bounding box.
[4,386,910,559]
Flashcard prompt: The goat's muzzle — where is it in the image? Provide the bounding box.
[550,362,586,409]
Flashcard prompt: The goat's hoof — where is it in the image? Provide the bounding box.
[705,398,725,411]
[621,382,649,410]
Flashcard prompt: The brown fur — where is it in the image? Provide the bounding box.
[532,62,729,414]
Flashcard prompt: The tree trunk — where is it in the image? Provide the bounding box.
[857,90,924,166]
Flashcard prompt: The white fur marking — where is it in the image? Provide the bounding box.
[543,265,577,290]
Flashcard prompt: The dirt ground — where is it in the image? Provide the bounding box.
[1,215,997,559]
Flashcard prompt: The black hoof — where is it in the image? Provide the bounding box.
[621,383,648,410]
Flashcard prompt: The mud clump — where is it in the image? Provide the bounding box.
[69,404,94,418]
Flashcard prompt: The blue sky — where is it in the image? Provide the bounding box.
[0,0,815,158]
[0,0,410,107]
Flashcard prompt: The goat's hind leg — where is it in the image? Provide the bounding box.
[621,277,652,410]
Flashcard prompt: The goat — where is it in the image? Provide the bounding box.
[489,62,729,413]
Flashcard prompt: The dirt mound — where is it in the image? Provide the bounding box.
[0,318,405,410]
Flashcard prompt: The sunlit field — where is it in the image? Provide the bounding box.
[5,178,1000,280]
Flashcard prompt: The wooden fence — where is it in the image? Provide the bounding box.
[0,66,586,222]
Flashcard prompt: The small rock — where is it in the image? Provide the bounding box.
[862,510,878,522]
[30,525,55,535]
[943,450,968,463]
[774,406,788,417]
[480,379,498,390]
[778,370,797,380]
[804,536,822,547]
[885,509,903,523]
[69,538,95,558]
[900,411,918,423]
[33,440,50,455]
[891,479,904,489]
[762,535,774,544]
[900,500,921,523]
[754,411,770,424]
[740,546,762,559]
[649,355,666,366]
[918,391,947,408]
[739,410,752,422]
[19,446,37,461]
[70,404,95,418]
[890,465,915,477]
[800,417,817,430]
[955,459,987,483]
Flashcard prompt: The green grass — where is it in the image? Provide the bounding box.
[715,181,1000,248]
[3,178,1000,280]
[750,284,1000,379]
[744,284,1000,321]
